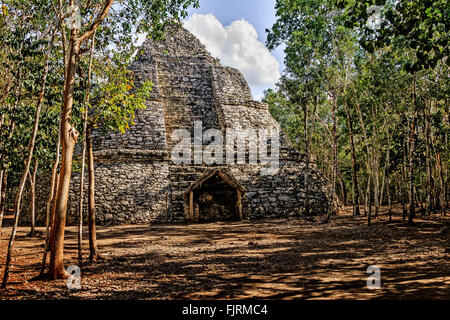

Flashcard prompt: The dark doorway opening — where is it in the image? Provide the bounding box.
[184,169,245,223]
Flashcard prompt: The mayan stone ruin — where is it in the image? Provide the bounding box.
[29,26,330,226]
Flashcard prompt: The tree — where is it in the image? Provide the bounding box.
[81,52,152,262]
[1,2,56,286]
[267,0,358,220]
[47,0,198,280]
[264,0,449,226]
[338,0,449,71]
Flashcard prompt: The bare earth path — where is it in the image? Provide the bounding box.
[0,207,449,300]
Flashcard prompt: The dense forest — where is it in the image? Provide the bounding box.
[263,0,449,225]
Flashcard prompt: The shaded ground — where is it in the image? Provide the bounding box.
[0,206,449,300]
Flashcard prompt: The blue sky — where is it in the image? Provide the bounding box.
[185,0,285,100]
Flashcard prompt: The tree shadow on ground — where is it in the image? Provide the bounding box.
[2,211,449,300]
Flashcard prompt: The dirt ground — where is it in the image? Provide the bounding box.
[0,206,449,300]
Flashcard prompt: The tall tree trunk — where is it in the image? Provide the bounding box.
[367,175,372,226]
[408,80,417,225]
[384,140,392,222]
[48,0,112,279]
[436,153,446,215]
[0,170,3,217]
[344,101,360,216]
[78,130,86,266]
[303,103,310,216]
[0,170,5,232]
[324,94,337,223]
[0,124,16,233]
[1,37,51,287]
[402,136,408,221]
[424,104,433,215]
[387,176,392,223]
[49,29,81,280]
[87,131,99,261]
[373,156,380,218]
[77,31,96,267]
[27,159,39,236]
[40,123,61,276]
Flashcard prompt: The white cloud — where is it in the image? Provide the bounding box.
[184,14,280,98]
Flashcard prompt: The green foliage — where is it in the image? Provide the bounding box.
[88,55,153,134]
[265,0,450,208]
[338,0,449,71]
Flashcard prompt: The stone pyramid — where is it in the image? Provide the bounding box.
[31,26,330,225]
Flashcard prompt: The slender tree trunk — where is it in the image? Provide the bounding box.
[87,131,99,261]
[324,94,337,223]
[387,176,392,223]
[78,135,86,266]
[424,105,433,215]
[0,170,3,217]
[373,156,380,218]
[0,170,5,232]
[408,80,417,225]
[379,171,385,207]
[1,36,52,286]
[40,123,61,276]
[417,185,424,216]
[303,104,310,216]
[365,175,371,218]
[436,153,446,215]
[48,0,113,279]
[337,165,347,206]
[49,30,81,280]
[27,159,39,236]
[77,31,96,267]
[344,101,360,216]
[367,175,372,227]
[402,137,408,221]
[332,94,337,219]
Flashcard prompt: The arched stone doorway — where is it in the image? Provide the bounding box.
[183,169,245,222]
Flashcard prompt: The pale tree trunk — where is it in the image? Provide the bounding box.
[387,176,392,223]
[78,126,87,266]
[27,159,39,236]
[0,170,3,215]
[40,116,61,276]
[344,100,360,216]
[367,174,372,226]
[49,29,80,280]
[354,96,373,226]
[87,131,99,261]
[0,170,5,232]
[303,103,310,216]
[78,31,96,267]
[408,80,417,225]
[337,165,347,206]
[424,104,433,215]
[379,148,391,209]
[436,153,446,215]
[402,137,408,221]
[373,156,380,218]
[49,0,113,280]
[41,0,67,276]
[324,93,338,223]
[384,140,392,222]
[379,169,385,208]
[1,37,51,287]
